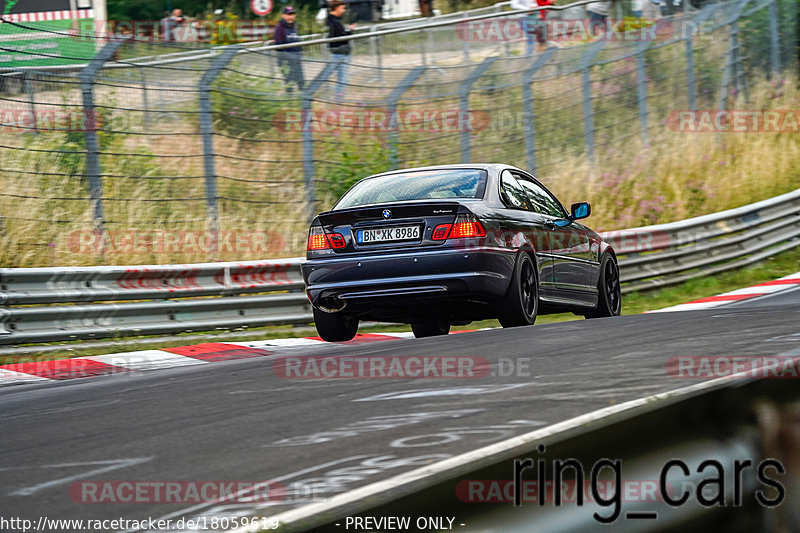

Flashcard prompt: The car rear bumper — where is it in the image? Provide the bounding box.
[302,248,515,313]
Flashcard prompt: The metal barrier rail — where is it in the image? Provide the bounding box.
[0,259,310,344]
[0,189,798,344]
[605,187,800,294]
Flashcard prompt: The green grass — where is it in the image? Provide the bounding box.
[3,244,798,364]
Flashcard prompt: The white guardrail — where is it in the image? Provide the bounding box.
[1,188,798,344]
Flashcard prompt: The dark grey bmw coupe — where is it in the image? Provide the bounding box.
[302,164,621,341]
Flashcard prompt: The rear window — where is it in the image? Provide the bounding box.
[334,169,488,209]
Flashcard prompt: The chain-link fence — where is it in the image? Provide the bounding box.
[0,0,797,267]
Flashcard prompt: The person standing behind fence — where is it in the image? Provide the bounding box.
[510,0,553,54]
[162,9,185,42]
[585,1,611,35]
[274,6,306,94]
[419,0,434,17]
[326,0,356,100]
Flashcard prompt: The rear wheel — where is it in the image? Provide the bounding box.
[585,253,621,318]
[496,253,538,328]
[313,307,359,342]
[411,320,451,338]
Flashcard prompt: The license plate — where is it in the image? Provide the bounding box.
[356,225,421,244]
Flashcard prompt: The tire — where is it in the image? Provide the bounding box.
[411,320,451,338]
[313,307,359,342]
[496,253,538,328]
[585,253,622,318]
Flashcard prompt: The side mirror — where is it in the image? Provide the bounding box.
[552,202,591,227]
[570,202,591,220]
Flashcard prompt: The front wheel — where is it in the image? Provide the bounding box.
[585,253,622,318]
[496,253,538,328]
[411,320,451,338]
[313,307,359,342]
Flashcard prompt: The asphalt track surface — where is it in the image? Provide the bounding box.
[1,288,798,532]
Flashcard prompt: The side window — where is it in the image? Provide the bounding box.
[515,174,565,218]
[500,172,532,210]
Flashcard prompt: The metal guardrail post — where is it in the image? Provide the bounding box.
[767,0,781,76]
[198,46,241,259]
[459,57,497,164]
[387,66,427,169]
[301,62,336,222]
[635,40,650,145]
[79,40,125,242]
[522,48,556,174]
[579,40,605,164]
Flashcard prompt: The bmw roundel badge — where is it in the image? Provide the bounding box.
[382,209,392,219]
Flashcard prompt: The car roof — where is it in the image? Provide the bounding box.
[365,163,514,179]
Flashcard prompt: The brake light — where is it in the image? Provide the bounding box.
[449,214,486,238]
[307,226,346,251]
[431,224,451,240]
[307,226,329,250]
[328,233,346,249]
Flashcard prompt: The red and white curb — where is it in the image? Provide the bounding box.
[0,332,416,387]
[649,271,800,313]
[3,272,799,387]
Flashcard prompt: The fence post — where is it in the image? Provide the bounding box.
[22,72,38,133]
[459,57,497,163]
[79,39,125,243]
[522,47,556,174]
[461,12,471,63]
[579,40,606,164]
[419,27,428,65]
[718,0,750,111]
[767,0,781,76]
[198,46,241,258]
[139,66,150,131]
[387,66,427,170]
[301,62,336,222]
[635,40,650,145]
[684,37,697,111]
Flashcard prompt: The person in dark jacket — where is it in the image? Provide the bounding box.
[273,6,305,94]
[325,0,356,99]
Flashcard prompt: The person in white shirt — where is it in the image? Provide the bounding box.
[509,0,553,54]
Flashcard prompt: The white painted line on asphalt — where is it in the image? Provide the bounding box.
[8,457,153,497]
[233,354,800,533]
[120,455,381,533]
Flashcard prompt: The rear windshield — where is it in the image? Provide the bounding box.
[334,169,488,209]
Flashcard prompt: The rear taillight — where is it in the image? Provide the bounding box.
[431,224,451,241]
[449,214,486,238]
[307,226,346,251]
[307,226,329,250]
[327,233,346,249]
